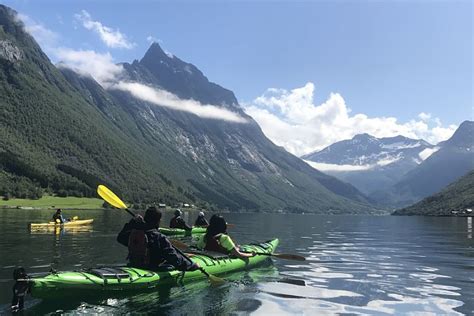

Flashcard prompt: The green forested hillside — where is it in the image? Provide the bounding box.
[393,170,474,216]
[0,5,196,205]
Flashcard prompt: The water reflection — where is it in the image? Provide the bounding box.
[0,210,473,315]
[252,216,473,315]
[29,225,93,235]
[468,217,472,239]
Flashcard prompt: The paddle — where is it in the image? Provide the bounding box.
[97,185,135,217]
[170,239,190,250]
[247,252,306,261]
[96,185,224,286]
[170,238,306,262]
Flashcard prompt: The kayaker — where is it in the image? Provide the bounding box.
[169,209,192,231]
[52,209,66,223]
[117,206,199,272]
[197,214,255,260]
[194,211,209,227]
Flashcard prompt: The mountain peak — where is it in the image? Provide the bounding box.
[141,42,173,62]
[134,41,239,107]
[457,120,474,133]
[353,133,375,141]
[443,120,474,148]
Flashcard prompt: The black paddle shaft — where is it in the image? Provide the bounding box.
[125,209,136,217]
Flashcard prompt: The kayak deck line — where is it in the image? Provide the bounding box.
[159,226,207,236]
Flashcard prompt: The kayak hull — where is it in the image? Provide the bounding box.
[28,238,279,299]
[159,226,207,236]
[29,219,94,228]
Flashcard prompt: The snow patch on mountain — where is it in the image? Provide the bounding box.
[419,147,440,161]
[381,141,422,150]
[376,155,402,166]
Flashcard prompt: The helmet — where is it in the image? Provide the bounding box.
[174,209,182,217]
[198,211,205,217]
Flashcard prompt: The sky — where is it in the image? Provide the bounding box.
[2,0,472,156]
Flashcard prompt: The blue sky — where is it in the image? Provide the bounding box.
[2,0,472,154]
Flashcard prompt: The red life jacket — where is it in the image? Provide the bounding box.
[204,234,229,254]
[128,229,150,268]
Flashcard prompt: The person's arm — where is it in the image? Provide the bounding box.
[178,218,192,231]
[116,223,132,246]
[158,235,198,271]
[230,248,255,259]
[220,235,255,260]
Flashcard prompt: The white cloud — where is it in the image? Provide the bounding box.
[418,112,431,121]
[244,83,458,156]
[304,155,401,173]
[56,49,124,87]
[111,82,247,123]
[146,35,161,44]
[16,13,59,52]
[75,10,135,49]
[304,160,372,172]
[12,11,250,124]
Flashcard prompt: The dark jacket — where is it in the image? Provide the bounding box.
[194,216,209,227]
[117,218,195,271]
[169,216,192,231]
[52,213,64,223]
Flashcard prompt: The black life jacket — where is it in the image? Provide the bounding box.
[204,233,229,254]
[169,216,180,228]
[127,229,150,268]
[194,217,208,227]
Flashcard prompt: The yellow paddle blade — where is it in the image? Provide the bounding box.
[208,274,225,286]
[72,216,79,221]
[97,185,128,209]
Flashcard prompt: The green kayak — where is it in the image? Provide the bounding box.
[159,226,207,236]
[14,239,278,301]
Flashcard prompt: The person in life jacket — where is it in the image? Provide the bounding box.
[52,209,66,223]
[194,211,209,227]
[117,206,199,272]
[169,209,192,231]
[197,214,255,260]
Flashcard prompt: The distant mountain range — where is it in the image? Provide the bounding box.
[0,4,374,214]
[303,121,474,207]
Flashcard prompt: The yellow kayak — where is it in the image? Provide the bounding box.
[29,219,94,228]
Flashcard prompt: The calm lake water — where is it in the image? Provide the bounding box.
[0,209,473,315]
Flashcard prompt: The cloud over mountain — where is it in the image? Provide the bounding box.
[15,11,245,123]
[75,10,135,49]
[112,82,247,123]
[244,83,457,156]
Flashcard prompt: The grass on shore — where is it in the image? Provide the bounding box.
[0,196,104,209]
